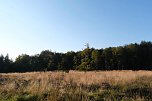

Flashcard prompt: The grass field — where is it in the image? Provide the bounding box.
[0,70,152,101]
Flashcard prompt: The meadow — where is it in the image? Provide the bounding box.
[0,70,152,101]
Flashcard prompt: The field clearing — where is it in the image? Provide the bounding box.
[0,70,152,101]
[1,70,152,86]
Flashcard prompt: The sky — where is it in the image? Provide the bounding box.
[0,0,152,59]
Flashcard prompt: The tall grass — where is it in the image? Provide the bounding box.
[0,70,152,101]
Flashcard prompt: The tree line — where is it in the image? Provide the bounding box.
[0,41,152,73]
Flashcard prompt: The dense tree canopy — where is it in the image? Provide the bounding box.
[0,41,152,73]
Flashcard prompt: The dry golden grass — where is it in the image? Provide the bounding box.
[0,70,152,101]
[0,70,152,91]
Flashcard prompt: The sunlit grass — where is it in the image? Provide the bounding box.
[0,70,152,101]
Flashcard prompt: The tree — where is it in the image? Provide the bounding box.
[0,55,4,72]
[15,54,31,72]
[91,49,103,70]
[39,50,56,71]
[0,41,152,72]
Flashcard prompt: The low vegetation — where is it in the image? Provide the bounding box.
[0,70,152,101]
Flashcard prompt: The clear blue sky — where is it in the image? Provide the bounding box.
[0,0,152,59]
